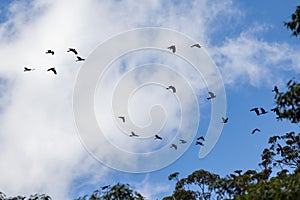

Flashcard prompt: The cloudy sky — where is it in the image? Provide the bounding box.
[0,0,299,199]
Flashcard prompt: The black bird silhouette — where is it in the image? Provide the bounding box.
[252,128,261,134]
[47,67,57,75]
[272,86,279,94]
[271,107,280,115]
[45,50,54,55]
[197,136,205,141]
[24,67,35,72]
[207,91,216,100]
[170,144,177,150]
[154,134,162,140]
[250,107,260,116]
[166,85,176,93]
[234,170,242,175]
[67,48,78,55]
[129,131,139,137]
[260,107,268,115]
[195,141,204,146]
[101,185,110,190]
[222,117,229,123]
[191,44,201,48]
[167,45,176,53]
[179,139,187,144]
[76,56,85,62]
[118,116,125,123]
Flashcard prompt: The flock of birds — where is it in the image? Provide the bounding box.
[23,44,280,151]
[114,43,280,151]
[23,48,86,74]
[111,42,215,150]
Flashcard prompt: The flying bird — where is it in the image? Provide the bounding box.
[101,185,110,190]
[129,131,139,137]
[170,144,177,150]
[195,141,204,146]
[271,107,280,115]
[166,85,176,93]
[234,170,242,175]
[24,67,35,72]
[167,45,176,53]
[45,50,54,55]
[154,134,162,140]
[118,116,125,123]
[179,139,187,144]
[207,91,216,100]
[252,128,261,134]
[76,56,85,62]
[222,117,229,123]
[191,43,201,48]
[197,136,205,141]
[67,48,78,55]
[250,107,260,116]
[260,107,268,115]
[272,86,279,94]
[47,67,57,75]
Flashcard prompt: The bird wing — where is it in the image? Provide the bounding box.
[170,86,176,93]
[208,91,214,96]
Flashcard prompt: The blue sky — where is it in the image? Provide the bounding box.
[0,0,299,199]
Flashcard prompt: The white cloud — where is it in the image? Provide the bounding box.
[210,25,300,87]
[0,0,299,199]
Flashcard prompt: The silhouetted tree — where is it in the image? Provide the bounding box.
[74,183,144,200]
[284,5,300,36]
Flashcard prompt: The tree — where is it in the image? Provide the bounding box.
[74,183,144,200]
[0,193,51,200]
[164,79,300,199]
[273,80,300,124]
[284,5,300,36]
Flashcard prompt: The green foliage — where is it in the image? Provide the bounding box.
[74,183,144,200]
[0,193,51,200]
[284,6,300,36]
[260,131,300,172]
[164,78,300,200]
[274,80,300,124]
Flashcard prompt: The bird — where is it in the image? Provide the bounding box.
[250,107,260,116]
[76,56,85,62]
[166,85,176,93]
[67,48,78,55]
[271,107,280,115]
[179,139,187,144]
[45,50,54,55]
[207,91,216,100]
[234,170,242,175]
[260,107,268,115]
[170,144,177,150]
[24,67,35,72]
[222,117,229,123]
[195,141,204,146]
[47,67,57,75]
[118,116,125,123]
[197,136,205,141]
[252,128,261,134]
[101,185,110,190]
[129,131,139,137]
[167,45,176,53]
[272,86,279,94]
[154,134,162,140]
[191,43,201,48]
